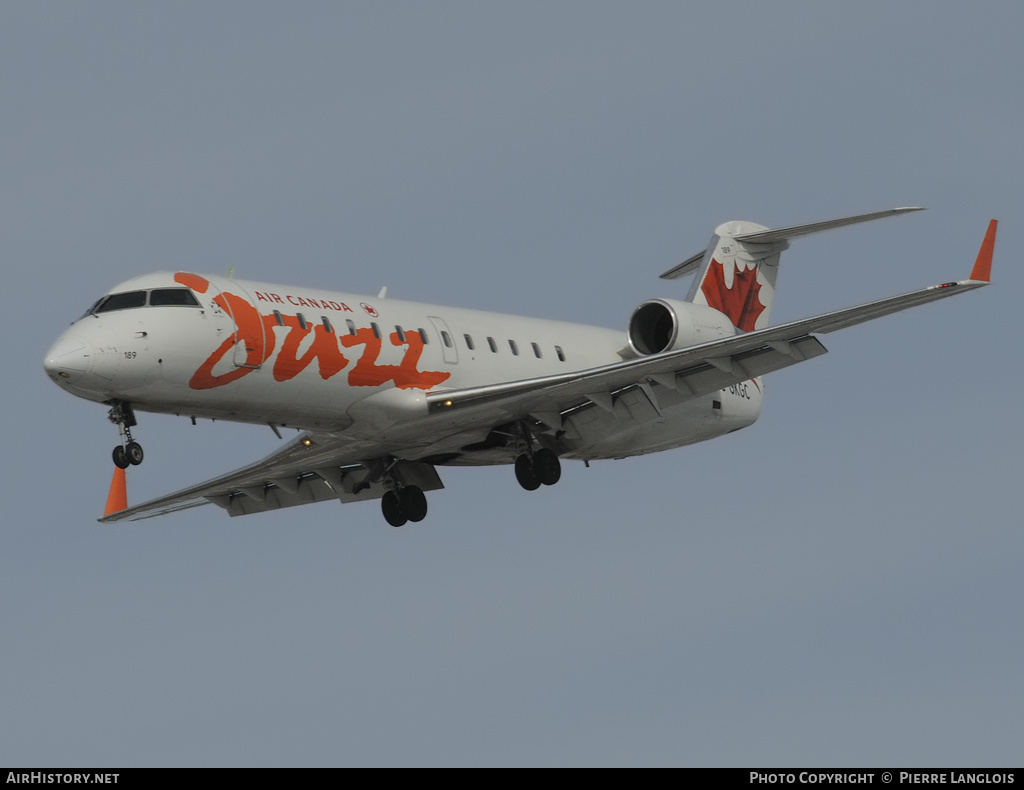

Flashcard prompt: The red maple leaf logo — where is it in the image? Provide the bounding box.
[700,258,765,332]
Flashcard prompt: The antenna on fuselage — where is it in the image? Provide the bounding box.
[378,287,387,298]
[226,266,235,279]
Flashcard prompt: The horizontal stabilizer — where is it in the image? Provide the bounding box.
[661,207,924,280]
[734,207,924,244]
[659,250,707,281]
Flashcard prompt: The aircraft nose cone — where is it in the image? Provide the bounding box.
[44,334,92,381]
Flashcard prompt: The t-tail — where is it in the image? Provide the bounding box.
[660,207,926,332]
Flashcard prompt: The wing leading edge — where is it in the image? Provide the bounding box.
[100,220,995,523]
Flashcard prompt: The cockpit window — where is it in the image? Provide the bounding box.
[149,288,200,307]
[95,290,147,313]
[81,297,106,319]
[87,287,201,316]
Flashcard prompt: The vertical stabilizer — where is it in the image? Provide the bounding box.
[685,221,786,332]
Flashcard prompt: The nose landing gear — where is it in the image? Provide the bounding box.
[108,401,144,469]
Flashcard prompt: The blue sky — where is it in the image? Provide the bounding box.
[3,2,1021,766]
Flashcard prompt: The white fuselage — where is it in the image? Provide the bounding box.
[44,271,762,463]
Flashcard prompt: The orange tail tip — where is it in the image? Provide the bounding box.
[104,466,128,516]
[969,219,997,282]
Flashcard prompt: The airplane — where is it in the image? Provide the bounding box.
[43,208,997,527]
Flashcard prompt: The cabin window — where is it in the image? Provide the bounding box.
[273,310,285,327]
[418,328,429,344]
[487,337,497,353]
[555,345,565,362]
[149,288,200,307]
[346,319,357,336]
[395,326,406,342]
[509,339,519,356]
[441,331,453,348]
[95,291,147,313]
[297,313,308,330]
[464,334,475,351]
[322,316,333,333]
[532,342,542,359]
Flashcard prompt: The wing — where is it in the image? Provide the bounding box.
[425,275,989,425]
[102,220,994,523]
[428,217,996,425]
[100,432,445,522]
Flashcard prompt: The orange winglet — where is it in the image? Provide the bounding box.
[104,466,128,516]
[969,219,997,282]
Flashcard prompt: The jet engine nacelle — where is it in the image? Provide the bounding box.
[627,299,737,355]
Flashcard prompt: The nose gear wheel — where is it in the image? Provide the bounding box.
[108,401,144,468]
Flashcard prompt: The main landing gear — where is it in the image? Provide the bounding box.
[515,447,561,490]
[512,422,562,491]
[108,401,144,470]
[381,484,428,528]
[353,457,429,527]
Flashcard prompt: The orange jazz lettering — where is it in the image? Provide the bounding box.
[176,273,451,391]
